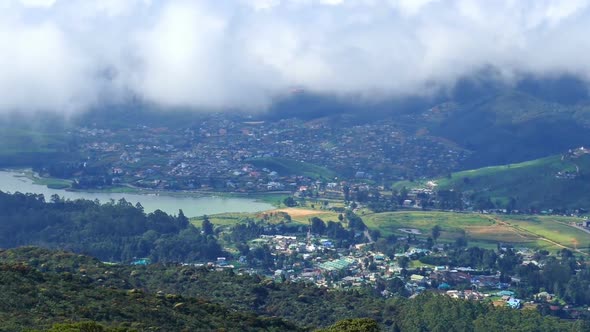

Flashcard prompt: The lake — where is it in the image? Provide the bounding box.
[0,170,274,217]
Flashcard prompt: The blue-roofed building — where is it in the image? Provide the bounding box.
[507,297,521,309]
[438,282,451,290]
[131,258,150,266]
[496,290,515,297]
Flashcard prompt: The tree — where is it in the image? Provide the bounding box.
[236,242,250,256]
[398,256,410,269]
[135,202,144,212]
[177,209,189,228]
[201,215,214,236]
[426,237,434,249]
[283,197,297,207]
[454,234,468,248]
[343,186,351,202]
[310,217,326,235]
[431,225,441,242]
[320,318,380,332]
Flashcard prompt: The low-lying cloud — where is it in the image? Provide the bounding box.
[2,0,590,113]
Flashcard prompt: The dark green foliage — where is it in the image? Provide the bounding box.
[437,153,590,210]
[0,248,587,332]
[436,189,464,210]
[0,248,300,331]
[0,191,222,262]
[429,91,590,169]
[283,196,297,207]
[317,318,381,332]
[46,321,128,332]
[431,225,441,242]
[201,215,214,236]
[392,293,582,332]
[310,217,326,235]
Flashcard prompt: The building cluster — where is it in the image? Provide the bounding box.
[222,233,546,311]
[74,114,468,192]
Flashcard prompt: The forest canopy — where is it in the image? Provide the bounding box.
[0,191,222,262]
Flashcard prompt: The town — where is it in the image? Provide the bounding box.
[44,113,468,193]
[168,208,590,320]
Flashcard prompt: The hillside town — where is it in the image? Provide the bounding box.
[59,114,468,192]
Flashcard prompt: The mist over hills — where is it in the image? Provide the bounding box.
[66,75,590,170]
[4,2,590,330]
[2,75,590,175]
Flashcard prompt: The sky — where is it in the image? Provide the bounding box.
[1,0,590,114]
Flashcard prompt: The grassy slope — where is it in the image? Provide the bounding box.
[363,211,590,253]
[428,91,590,168]
[0,129,67,154]
[15,169,73,189]
[0,129,75,167]
[429,153,590,209]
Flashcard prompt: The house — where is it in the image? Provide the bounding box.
[463,290,484,301]
[438,283,451,290]
[496,290,515,297]
[131,258,150,266]
[217,257,227,266]
[535,291,554,302]
[507,297,521,309]
[410,274,425,282]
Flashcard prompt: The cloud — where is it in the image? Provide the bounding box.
[18,0,56,8]
[2,0,590,113]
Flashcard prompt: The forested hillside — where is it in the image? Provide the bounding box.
[0,191,222,262]
[0,247,587,331]
[0,248,299,331]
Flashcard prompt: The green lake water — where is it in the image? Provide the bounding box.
[0,170,273,217]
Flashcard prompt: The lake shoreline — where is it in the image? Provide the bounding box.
[0,169,277,217]
[4,168,290,204]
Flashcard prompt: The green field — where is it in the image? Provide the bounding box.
[198,208,590,254]
[33,177,72,189]
[192,207,341,228]
[191,212,259,227]
[248,157,337,179]
[503,215,590,251]
[363,211,590,253]
[15,169,73,189]
[363,211,493,236]
[397,152,590,210]
[247,193,290,205]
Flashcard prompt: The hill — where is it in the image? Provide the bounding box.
[432,149,590,210]
[0,247,300,332]
[425,91,590,169]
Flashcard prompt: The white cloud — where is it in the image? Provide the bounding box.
[0,18,94,113]
[18,0,55,8]
[2,0,590,113]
